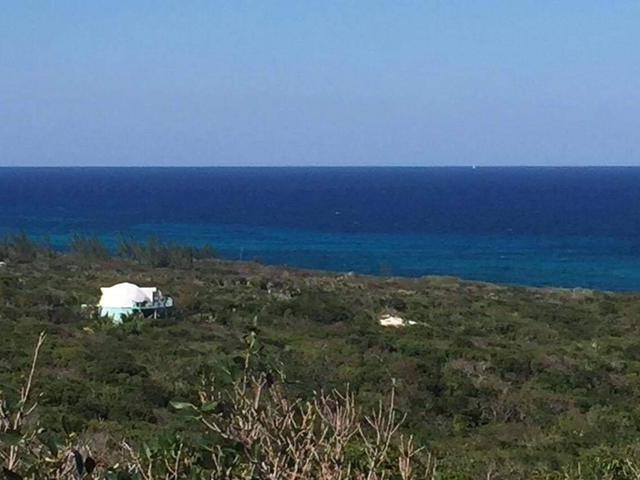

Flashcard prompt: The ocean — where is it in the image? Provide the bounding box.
[1,167,640,291]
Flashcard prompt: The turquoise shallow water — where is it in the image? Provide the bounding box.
[132,224,640,290]
[11,223,640,291]
[2,167,640,291]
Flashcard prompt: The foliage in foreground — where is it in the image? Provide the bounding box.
[1,333,437,479]
[5,337,640,479]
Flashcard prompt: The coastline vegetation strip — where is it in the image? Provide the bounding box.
[2,234,640,478]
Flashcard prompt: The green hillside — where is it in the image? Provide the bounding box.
[2,241,640,478]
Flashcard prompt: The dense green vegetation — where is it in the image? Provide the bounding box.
[2,235,640,478]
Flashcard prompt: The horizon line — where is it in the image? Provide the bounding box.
[1,165,640,169]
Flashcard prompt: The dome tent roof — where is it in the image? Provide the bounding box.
[98,282,156,308]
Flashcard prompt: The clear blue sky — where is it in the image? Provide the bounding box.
[1,1,638,166]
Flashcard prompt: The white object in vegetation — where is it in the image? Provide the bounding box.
[98,282,173,323]
[378,314,416,327]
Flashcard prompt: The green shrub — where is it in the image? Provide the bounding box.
[69,234,110,260]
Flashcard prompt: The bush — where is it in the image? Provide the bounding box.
[69,234,110,260]
[287,290,353,324]
[0,233,52,263]
[117,236,216,268]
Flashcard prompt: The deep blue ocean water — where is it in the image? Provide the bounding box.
[1,167,640,291]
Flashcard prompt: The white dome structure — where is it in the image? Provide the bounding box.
[98,282,156,308]
[98,282,172,323]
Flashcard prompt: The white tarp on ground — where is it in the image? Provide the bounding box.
[379,314,417,327]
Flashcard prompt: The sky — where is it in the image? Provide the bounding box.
[1,1,639,167]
